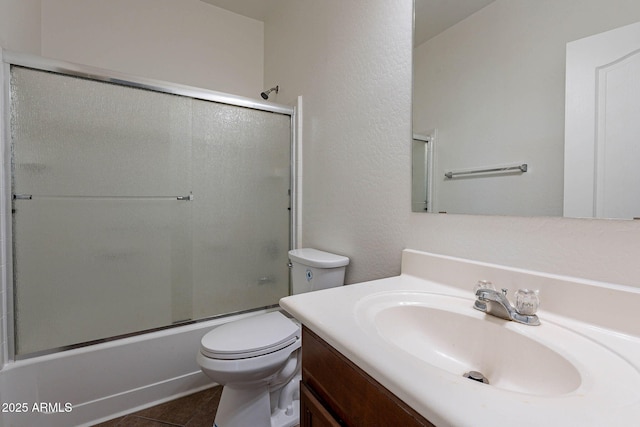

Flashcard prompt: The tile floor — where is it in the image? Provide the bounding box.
[92,386,300,427]
[92,386,222,427]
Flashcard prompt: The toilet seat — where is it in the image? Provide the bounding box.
[201,311,300,360]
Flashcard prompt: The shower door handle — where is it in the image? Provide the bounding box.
[176,193,194,201]
[13,194,33,200]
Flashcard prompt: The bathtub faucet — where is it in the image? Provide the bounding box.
[474,287,540,326]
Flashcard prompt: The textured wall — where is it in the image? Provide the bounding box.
[406,214,640,288]
[264,0,414,283]
[266,0,640,289]
[40,0,264,97]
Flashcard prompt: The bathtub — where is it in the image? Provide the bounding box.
[0,309,271,427]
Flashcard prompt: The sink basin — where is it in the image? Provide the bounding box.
[282,251,640,425]
[355,291,582,396]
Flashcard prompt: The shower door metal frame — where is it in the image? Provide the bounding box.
[0,49,297,361]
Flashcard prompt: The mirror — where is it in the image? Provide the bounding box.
[412,0,640,218]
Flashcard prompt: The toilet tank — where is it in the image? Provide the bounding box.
[288,248,349,294]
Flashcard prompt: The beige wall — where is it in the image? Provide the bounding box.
[0,0,41,54]
[40,0,264,97]
[264,0,414,283]
[265,0,640,288]
[2,0,264,96]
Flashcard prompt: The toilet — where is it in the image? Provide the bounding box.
[197,248,349,427]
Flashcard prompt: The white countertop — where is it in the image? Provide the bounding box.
[280,249,640,427]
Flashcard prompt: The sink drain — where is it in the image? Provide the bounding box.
[463,371,490,384]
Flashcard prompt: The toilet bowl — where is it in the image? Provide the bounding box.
[197,248,349,427]
[198,311,301,427]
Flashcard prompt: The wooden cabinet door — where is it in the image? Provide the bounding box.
[301,327,434,427]
[300,381,342,427]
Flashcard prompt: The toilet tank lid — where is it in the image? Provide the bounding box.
[288,248,349,268]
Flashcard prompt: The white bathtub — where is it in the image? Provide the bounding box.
[0,309,271,427]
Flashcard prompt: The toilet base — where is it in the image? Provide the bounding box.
[271,399,300,427]
[213,383,300,427]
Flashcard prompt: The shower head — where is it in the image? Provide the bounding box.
[260,85,279,100]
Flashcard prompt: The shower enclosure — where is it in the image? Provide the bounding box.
[4,53,294,358]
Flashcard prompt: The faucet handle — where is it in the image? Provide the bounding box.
[473,280,494,311]
[474,280,495,293]
[514,289,540,315]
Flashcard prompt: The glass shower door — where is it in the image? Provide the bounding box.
[11,66,194,355]
[191,100,291,319]
[10,65,291,357]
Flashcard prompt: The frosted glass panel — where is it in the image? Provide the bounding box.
[11,66,192,197]
[10,65,291,356]
[13,198,192,355]
[191,101,291,318]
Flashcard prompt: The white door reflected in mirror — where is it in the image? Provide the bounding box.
[564,20,640,220]
[411,130,435,213]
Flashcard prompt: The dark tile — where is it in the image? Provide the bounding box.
[130,387,221,426]
[185,386,222,427]
[109,416,179,426]
[184,409,216,427]
[91,416,126,427]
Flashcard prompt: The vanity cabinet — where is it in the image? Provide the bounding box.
[300,326,435,427]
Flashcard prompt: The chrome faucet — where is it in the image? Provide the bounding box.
[474,287,540,326]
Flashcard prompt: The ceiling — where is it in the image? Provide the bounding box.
[414,0,495,46]
[200,0,288,21]
[201,0,495,46]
